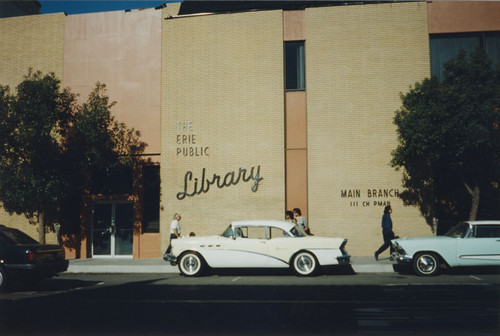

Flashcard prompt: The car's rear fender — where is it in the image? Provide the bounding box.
[289,249,341,266]
[289,249,317,265]
[310,249,343,266]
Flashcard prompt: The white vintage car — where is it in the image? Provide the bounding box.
[392,221,500,276]
[164,220,350,276]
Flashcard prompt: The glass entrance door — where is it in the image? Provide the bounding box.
[92,203,133,257]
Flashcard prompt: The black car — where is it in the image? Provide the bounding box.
[0,225,68,291]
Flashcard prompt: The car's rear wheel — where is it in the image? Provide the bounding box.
[178,252,205,277]
[413,252,440,276]
[292,251,317,276]
[0,267,7,292]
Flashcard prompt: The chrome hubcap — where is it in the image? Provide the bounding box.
[417,255,436,273]
[297,255,313,273]
[183,256,199,273]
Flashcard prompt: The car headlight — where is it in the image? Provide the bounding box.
[393,241,407,255]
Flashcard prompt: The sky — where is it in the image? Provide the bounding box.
[39,1,175,15]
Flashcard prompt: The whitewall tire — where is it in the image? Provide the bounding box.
[413,252,441,276]
[178,252,205,277]
[292,251,317,276]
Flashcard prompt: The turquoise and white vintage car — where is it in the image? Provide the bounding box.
[164,220,350,276]
[392,221,500,276]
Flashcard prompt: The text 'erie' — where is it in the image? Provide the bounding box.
[176,121,210,157]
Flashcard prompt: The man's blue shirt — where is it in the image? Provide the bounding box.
[382,213,392,230]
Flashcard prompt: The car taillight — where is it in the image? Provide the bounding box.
[28,252,37,261]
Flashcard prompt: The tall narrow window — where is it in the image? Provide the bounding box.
[285,41,305,90]
[485,31,500,67]
[142,165,160,233]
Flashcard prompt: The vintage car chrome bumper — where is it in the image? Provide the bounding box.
[391,252,412,264]
[163,253,177,266]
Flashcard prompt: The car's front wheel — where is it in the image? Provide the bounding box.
[178,252,205,277]
[292,251,317,276]
[413,252,440,276]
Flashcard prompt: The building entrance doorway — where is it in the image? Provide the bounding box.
[92,202,134,257]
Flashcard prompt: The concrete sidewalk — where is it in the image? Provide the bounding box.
[66,256,396,274]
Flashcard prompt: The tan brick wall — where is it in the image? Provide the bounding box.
[0,13,65,90]
[161,10,285,252]
[0,13,65,244]
[0,212,46,243]
[306,2,432,256]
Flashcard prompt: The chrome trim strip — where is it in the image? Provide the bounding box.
[221,248,289,265]
[459,254,500,260]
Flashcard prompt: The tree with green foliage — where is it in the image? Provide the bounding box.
[392,47,500,230]
[60,83,146,246]
[0,71,73,243]
[0,70,145,243]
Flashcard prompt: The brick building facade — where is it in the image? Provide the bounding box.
[1,1,499,258]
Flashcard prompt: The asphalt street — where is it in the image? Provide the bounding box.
[0,270,499,336]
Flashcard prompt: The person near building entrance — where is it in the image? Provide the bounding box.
[293,208,311,235]
[166,213,181,254]
[284,210,297,237]
[374,205,395,261]
[285,210,297,225]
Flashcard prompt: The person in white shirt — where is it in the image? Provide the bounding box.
[166,213,181,254]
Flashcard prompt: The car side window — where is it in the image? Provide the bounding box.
[268,227,290,238]
[233,227,248,238]
[0,232,14,246]
[246,226,266,239]
[475,225,500,238]
[234,227,245,238]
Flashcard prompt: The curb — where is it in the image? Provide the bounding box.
[66,264,177,273]
[65,257,396,274]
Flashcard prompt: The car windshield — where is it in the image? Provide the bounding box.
[443,222,470,238]
[0,228,39,245]
[221,226,234,238]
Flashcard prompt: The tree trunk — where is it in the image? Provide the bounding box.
[465,183,480,221]
[38,211,46,244]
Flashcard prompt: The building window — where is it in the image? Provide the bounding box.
[142,165,160,233]
[485,31,500,66]
[91,165,133,195]
[285,41,305,90]
[430,32,500,81]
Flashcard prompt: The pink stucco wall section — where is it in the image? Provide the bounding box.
[63,8,162,156]
[428,1,500,34]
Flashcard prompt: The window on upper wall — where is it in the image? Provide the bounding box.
[285,41,305,90]
[91,165,133,195]
[142,165,160,233]
[430,31,500,81]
